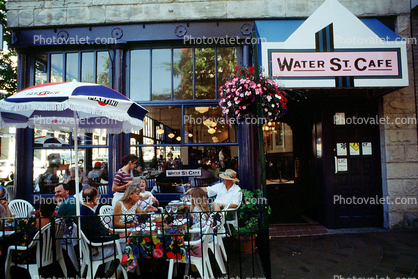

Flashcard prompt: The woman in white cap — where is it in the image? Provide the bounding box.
[186,168,241,211]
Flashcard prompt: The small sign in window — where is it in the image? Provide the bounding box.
[337,143,347,156]
[362,142,372,155]
[349,143,360,155]
[337,158,348,172]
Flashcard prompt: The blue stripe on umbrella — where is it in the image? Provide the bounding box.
[127,104,148,120]
[4,97,68,103]
[1,112,29,123]
[72,85,130,100]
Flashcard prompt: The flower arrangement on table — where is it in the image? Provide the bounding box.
[219,66,288,128]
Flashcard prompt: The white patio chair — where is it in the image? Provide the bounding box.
[58,219,80,272]
[208,208,228,274]
[8,199,34,218]
[168,224,214,279]
[225,191,242,236]
[79,230,128,279]
[5,222,67,279]
[99,205,126,233]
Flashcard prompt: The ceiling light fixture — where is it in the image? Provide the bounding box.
[195,107,209,114]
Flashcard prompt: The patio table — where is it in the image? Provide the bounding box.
[121,221,189,271]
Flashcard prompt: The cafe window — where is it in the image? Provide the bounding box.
[32,129,110,193]
[34,51,110,86]
[129,46,237,102]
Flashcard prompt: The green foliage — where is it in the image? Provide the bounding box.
[234,189,270,236]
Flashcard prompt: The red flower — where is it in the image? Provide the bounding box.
[153,249,164,258]
[235,65,240,72]
[248,66,255,74]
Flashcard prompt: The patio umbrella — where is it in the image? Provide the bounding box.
[0,80,148,217]
[34,135,66,147]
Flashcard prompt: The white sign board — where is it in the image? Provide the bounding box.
[166,169,201,177]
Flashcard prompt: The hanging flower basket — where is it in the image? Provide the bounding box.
[219,66,288,128]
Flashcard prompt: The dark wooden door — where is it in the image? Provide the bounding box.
[323,99,383,228]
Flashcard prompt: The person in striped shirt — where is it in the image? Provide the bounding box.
[111,154,138,208]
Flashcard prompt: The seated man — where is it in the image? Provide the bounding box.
[80,187,129,250]
[88,162,102,183]
[55,183,77,217]
[80,187,130,277]
[186,169,241,211]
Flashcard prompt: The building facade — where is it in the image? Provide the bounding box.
[6,0,418,229]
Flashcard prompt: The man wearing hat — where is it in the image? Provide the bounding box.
[187,169,241,211]
[88,162,102,180]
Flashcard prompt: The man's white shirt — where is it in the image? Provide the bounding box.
[207,182,241,206]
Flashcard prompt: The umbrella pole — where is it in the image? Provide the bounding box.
[73,111,82,276]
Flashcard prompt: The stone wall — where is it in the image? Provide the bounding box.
[6,0,412,28]
[381,13,418,229]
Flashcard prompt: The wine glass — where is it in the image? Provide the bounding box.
[165,205,172,213]
[171,205,178,214]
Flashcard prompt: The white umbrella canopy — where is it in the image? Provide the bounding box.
[0,81,148,217]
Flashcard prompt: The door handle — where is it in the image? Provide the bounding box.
[334,156,338,174]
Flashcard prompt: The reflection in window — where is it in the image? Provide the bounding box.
[217,47,237,89]
[152,49,171,100]
[66,53,79,81]
[97,51,109,86]
[130,50,151,101]
[35,54,48,85]
[81,52,94,83]
[50,54,63,82]
[173,48,193,100]
[195,48,215,99]
[184,106,236,144]
[263,122,294,183]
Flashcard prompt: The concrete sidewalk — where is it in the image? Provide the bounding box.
[270,229,418,279]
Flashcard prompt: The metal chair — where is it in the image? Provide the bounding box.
[79,230,128,279]
[8,199,34,218]
[5,222,68,279]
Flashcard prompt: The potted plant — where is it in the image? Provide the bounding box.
[232,189,270,254]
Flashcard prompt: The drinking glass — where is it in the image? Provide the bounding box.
[171,205,178,214]
[165,205,172,213]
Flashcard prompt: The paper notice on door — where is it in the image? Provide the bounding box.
[337,143,347,156]
[362,142,372,155]
[337,158,348,172]
[349,142,360,155]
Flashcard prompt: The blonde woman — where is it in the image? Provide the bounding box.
[189,187,210,240]
[113,185,154,228]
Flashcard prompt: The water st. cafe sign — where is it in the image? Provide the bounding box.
[257,0,408,88]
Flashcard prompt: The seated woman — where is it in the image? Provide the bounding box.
[189,187,210,241]
[113,186,156,229]
[137,178,159,211]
